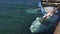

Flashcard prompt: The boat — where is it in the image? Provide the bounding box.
[30,14,58,33]
[29,0,60,33]
[30,6,60,33]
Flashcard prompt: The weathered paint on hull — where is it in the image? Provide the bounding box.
[30,7,58,33]
[30,15,58,33]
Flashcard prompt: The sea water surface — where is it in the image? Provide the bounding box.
[0,0,42,34]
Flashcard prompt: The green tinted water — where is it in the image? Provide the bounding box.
[0,3,42,34]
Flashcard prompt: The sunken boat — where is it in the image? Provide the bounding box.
[30,0,60,33]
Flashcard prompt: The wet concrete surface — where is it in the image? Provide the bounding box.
[53,21,60,34]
